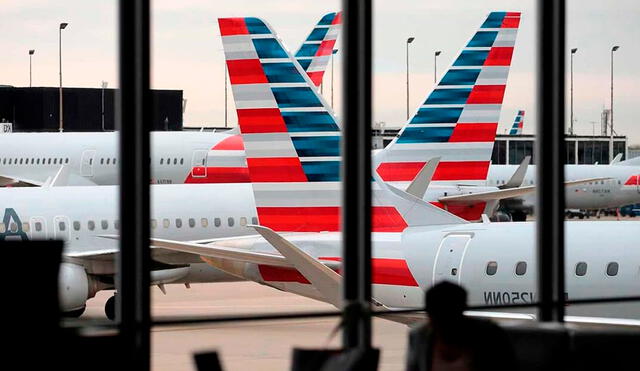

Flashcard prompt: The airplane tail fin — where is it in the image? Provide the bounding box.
[295,12,342,87]
[219,17,343,232]
[509,110,525,135]
[377,12,521,184]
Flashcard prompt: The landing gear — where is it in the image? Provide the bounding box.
[105,294,117,320]
[62,306,86,318]
[511,211,527,222]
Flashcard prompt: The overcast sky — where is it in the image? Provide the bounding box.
[2,0,639,143]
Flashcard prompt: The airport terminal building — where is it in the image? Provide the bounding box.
[0,86,183,132]
[370,127,629,165]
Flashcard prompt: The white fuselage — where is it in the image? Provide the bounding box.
[0,132,232,186]
[486,164,640,210]
[0,183,260,291]
[215,222,640,320]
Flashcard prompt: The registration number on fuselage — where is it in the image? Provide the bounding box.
[483,291,535,305]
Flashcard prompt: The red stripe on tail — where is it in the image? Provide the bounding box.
[237,108,287,133]
[449,123,498,142]
[377,161,491,182]
[219,18,249,36]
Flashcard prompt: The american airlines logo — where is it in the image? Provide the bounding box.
[0,208,28,241]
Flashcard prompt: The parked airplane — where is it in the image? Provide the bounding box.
[486,164,640,220]
[154,14,640,323]
[509,110,525,135]
[0,12,342,187]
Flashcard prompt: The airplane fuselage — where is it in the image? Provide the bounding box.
[0,132,236,186]
[212,221,640,320]
[486,164,640,210]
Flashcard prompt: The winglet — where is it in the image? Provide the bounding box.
[500,155,530,189]
[405,157,440,199]
[373,172,468,226]
[43,166,70,187]
[250,225,343,307]
[611,153,623,164]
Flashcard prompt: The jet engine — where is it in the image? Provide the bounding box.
[58,263,101,313]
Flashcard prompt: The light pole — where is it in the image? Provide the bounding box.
[59,22,68,132]
[29,50,35,87]
[434,50,442,84]
[570,48,577,135]
[331,49,338,109]
[610,45,619,162]
[406,37,414,120]
[101,81,108,131]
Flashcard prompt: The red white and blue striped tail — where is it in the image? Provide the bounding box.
[294,12,342,87]
[376,11,521,185]
[509,109,525,135]
[219,17,352,233]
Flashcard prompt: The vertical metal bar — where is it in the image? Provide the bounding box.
[609,48,614,163]
[224,62,228,128]
[59,27,63,132]
[341,0,372,349]
[118,0,151,367]
[536,0,566,322]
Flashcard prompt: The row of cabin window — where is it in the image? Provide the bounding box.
[0,216,258,233]
[159,158,185,165]
[1,158,70,166]
[489,179,622,186]
[90,158,118,165]
[485,261,620,277]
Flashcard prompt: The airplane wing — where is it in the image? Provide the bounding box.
[1,167,95,187]
[439,177,612,205]
[251,225,343,307]
[0,174,45,187]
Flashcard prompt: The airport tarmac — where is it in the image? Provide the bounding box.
[84,282,411,371]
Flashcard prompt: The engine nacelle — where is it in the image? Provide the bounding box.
[58,263,99,312]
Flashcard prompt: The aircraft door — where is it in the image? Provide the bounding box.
[80,150,97,177]
[29,217,47,239]
[432,234,472,284]
[53,216,70,241]
[191,150,208,178]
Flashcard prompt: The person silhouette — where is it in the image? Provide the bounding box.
[406,281,517,371]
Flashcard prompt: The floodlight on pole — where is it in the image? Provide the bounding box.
[610,45,619,162]
[59,22,69,132]
[101,81,108,131]
[331,49,338,109]
[434,50,442,84]
[29,50,35,87]
[406,37,415,120]
[570,48,577,135]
